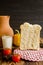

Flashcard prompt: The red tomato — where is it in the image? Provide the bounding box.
[12,54,21,62]
[3,49,12,55]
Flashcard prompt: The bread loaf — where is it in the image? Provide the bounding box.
[20,22,42,50]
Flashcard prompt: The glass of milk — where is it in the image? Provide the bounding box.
[2,35,12,49]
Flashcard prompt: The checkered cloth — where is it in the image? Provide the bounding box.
[14,48,43,61]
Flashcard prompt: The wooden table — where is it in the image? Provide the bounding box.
[0,38,43,65]
[0,59,43,65]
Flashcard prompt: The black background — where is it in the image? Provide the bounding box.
[0,0,43,37]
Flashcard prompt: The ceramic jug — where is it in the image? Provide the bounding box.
[0,16,14,47]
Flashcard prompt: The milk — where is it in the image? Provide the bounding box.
[2,36,12,49]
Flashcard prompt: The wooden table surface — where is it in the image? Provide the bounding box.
[0,60,43,65]
[0,38,43,65]
[0,57,43,65]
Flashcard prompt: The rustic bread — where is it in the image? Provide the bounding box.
[20,22,42,50]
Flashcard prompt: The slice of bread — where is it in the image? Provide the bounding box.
[20,22,42,50]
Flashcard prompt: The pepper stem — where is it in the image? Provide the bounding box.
[15,30,19,33]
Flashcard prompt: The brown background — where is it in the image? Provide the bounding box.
[0,0,43,37]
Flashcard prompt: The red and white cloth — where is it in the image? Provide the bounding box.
[14,48,43,61]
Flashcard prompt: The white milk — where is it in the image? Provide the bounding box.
[2,36,12,49]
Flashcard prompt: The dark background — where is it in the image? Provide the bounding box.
[0,0,43,37]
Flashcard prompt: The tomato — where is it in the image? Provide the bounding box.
[3,49,12,55]
[12,54,21,62]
